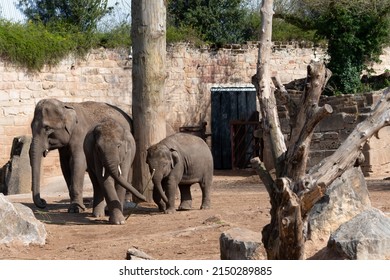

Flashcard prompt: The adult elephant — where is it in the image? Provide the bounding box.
[84,118,146,224]
[146,133,213,214]
[29,98,133,213]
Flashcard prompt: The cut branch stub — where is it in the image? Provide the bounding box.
[250,157,274,194]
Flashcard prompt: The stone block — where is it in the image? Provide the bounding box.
[316,113,346,132]
[308,167,371,241]
[126,247,154,260]
[0,194,46,245]
[327,208,390,259]
[307,150,335,168]
[220,227,265,260]
[3,135,32,195]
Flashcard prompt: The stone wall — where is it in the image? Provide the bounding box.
[277,92,390,178]
[0,42,389,181]
[0,48,133,180]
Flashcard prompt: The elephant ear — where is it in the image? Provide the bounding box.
[63,105,77,135]
[123,130,132,154]
[170,149,180,169]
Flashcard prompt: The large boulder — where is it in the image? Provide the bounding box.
[308,166,372,241]
[220,227,266,260]
[0,194,46,245]
[326,208,390,259]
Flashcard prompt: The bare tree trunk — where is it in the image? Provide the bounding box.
[131,0,167,201]
[252,0,286,178]
[251,0,390,259]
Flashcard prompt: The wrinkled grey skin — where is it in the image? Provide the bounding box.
[146,133,213,214]
[29,99,133,213]
[84,118,146,225]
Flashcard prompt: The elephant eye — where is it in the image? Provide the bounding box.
[44,125,53,134]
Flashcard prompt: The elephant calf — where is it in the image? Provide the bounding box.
[146,133,213,214]
[84,118,146,225]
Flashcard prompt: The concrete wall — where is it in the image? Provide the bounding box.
[0,42,389,181]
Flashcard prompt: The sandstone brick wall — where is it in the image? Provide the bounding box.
[0,48,133,179]
[277,92,390,178]
[0,42,389,181]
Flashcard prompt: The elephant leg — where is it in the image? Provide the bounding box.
[104,177,125,225]
[178,184,192,211]
[115,183,126,211]
[58,147,72,194]
[199,177,212,210]
[89,172,105,218]
[153,187,166,212]
[67,149,87,213]
[164,177,177,214]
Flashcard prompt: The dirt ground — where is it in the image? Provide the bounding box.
[1,169,390,260]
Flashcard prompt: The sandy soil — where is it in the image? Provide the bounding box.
[1,169,390,260]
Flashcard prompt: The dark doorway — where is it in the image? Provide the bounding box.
[211,87,259,169]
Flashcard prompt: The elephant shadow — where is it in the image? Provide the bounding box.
[122,201,162,216]
[20,197,102,225]
[22,198,161,225]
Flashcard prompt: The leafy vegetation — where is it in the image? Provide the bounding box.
[0,19,131,72]
[316,1,390,94]
[0,0,131,72]
[17,0,114,33]
[167,0,316,45]
[274,0,390,94]
[0,20,76,71]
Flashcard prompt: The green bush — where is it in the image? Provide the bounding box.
[95,23,132,49]
[0,19,132,72]
[0,20,76,71]
[272,19,317,42]
[166,25,205,46]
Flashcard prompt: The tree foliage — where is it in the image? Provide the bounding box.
[275,0,390,94]
[167,0,316,45]
[17,0,115,33]
[168,0,257,46]
[0,19,76,71]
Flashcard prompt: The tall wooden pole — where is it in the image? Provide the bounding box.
[131,0,167,201]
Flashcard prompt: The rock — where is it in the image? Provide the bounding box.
[126,247,154,260]
[219,227,265,260]
[203,214,224,225]
[308,166,371,241]
[326,208,390,260]
[0,194,47,245]
[2,136,32,195]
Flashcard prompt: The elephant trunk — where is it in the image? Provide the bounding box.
[104,159,147,202]
[152,175,169,204]
[29,138,47,208]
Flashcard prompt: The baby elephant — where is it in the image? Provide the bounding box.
[146,133,213,214]
[84,118,146,225]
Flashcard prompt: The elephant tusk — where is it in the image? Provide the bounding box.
[102,167,105,177]
[43,149,49,157]
[118,165,122,176]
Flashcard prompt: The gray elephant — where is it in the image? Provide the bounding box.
[146,133,213,214]
[84,118,146,225]
[29,98,133,213]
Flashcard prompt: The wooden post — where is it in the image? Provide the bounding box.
[131,0,167,201]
